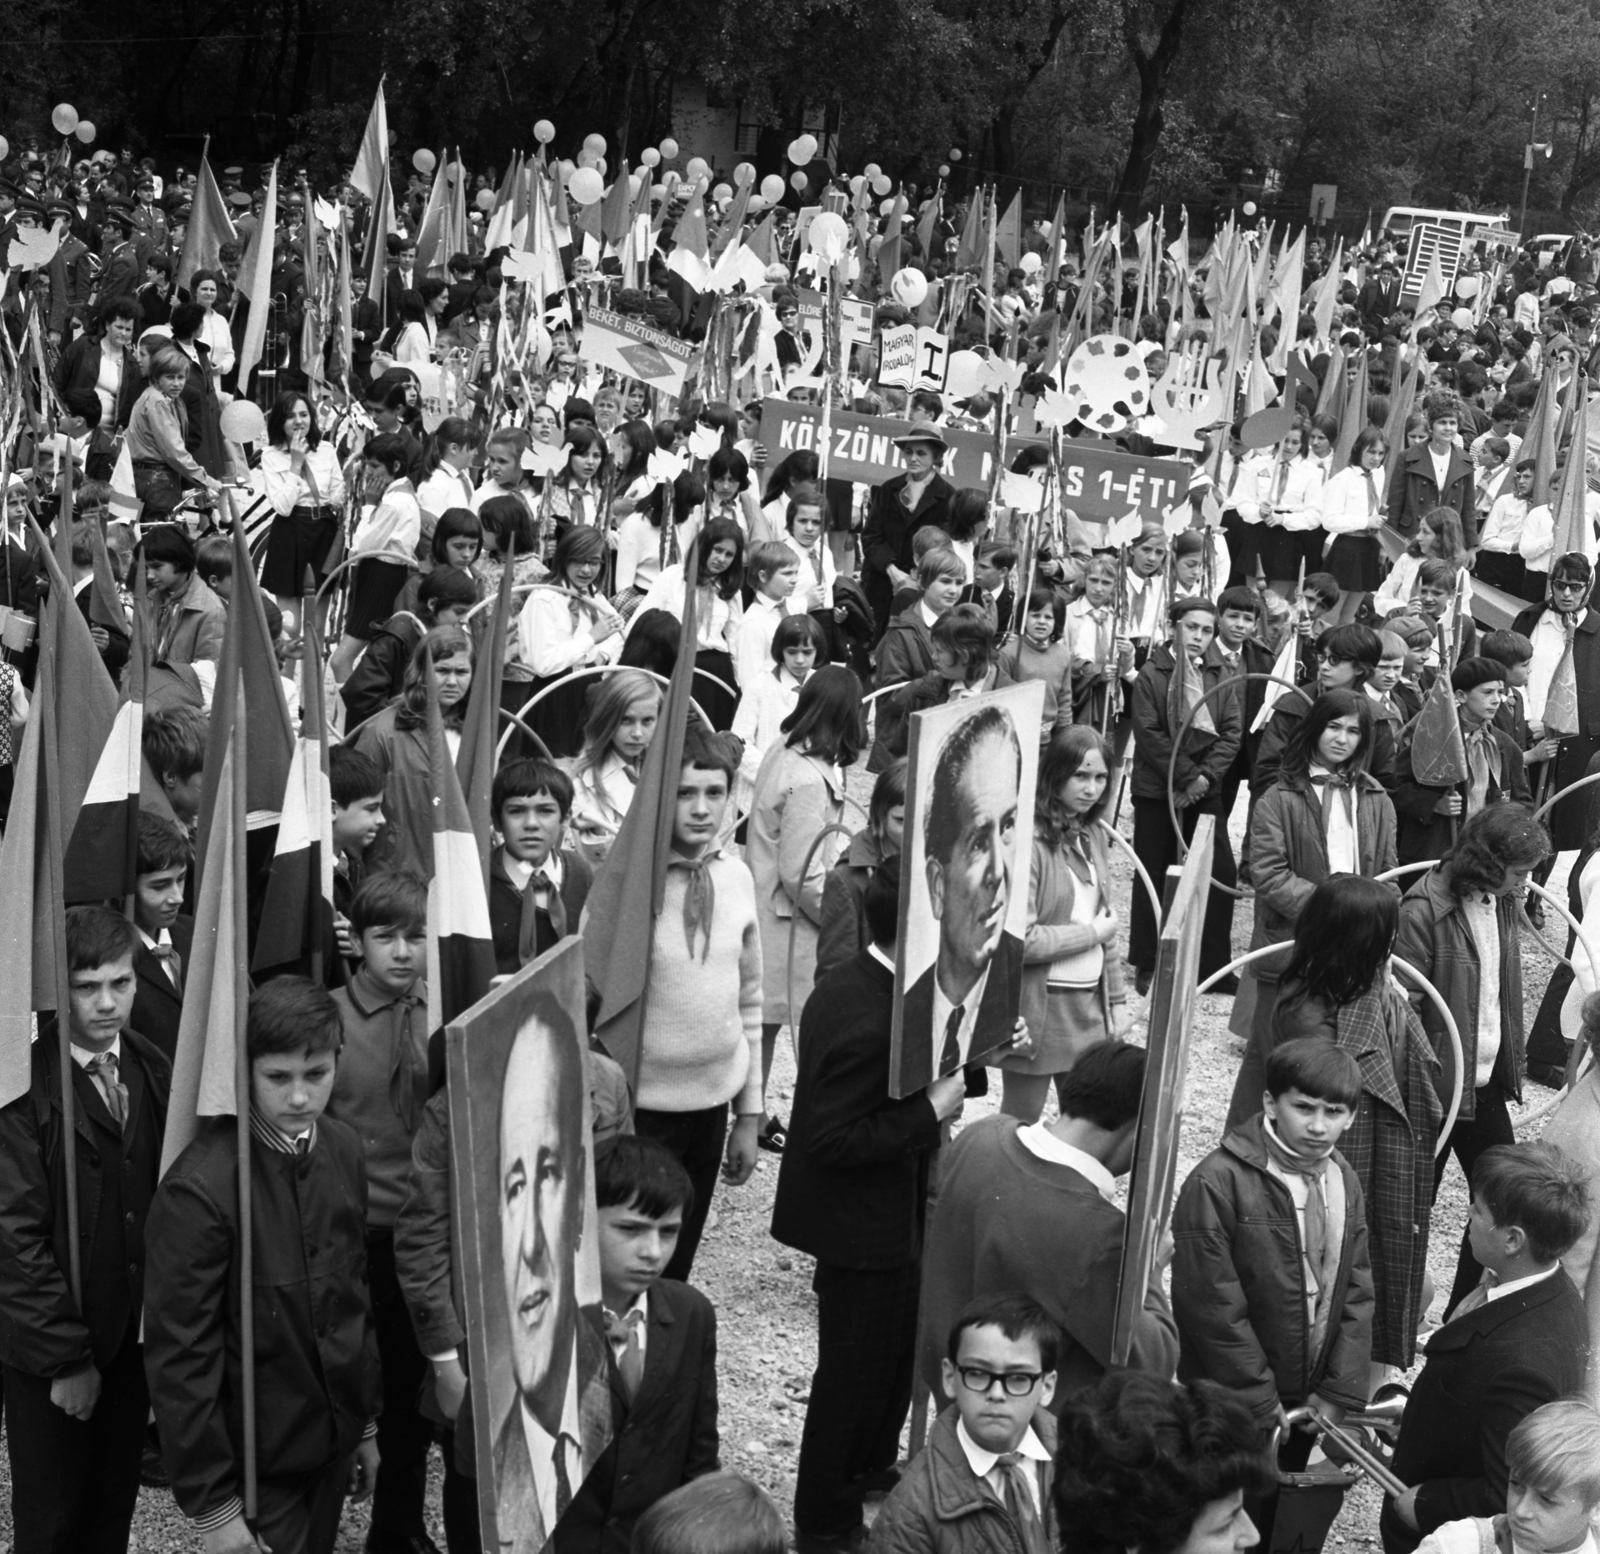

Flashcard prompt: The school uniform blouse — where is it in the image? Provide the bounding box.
[1319,466,1385,535]
[1226,451,1279,521]
[393,321,432,365]
[258,443,346,515]
[782,531,835,611]
[351,479,422,564]
[416,462,476,520]
[1066,599,1116,669]
[614,510,700,594]
[566,750,638,851]
[1264,456,1326,531]
[548,478,602,528]
[631,565,742,655]
[516,586,623,677]
[1519,494,1600,574]
[731,668,804,788]
[1479,493,1528,556]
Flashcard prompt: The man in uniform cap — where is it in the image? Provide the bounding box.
[131,176,169,265]
[96,203,143,305]
[45,198,96,344]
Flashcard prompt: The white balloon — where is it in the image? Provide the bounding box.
[533,119,555,144]
[1019,251,1042,274]
[949,148,963,161]
[945,349,986,400]
[807,211,849,263]
[790,171,808,191]
[577,150,596,168]
[760,174,785,203]
[849,175,865,196]
[75,121,96,145]
[863,162,881,179]
[659,137,679,160]
[641,147,661,167]
[557,159,576,181]
[747,196,767,212]
[872,174,892,197]
[938,164,950,177]
[628,173,642,197]
[879,198,895,215]
[797,134,819,160]
[734,162,756,187]
[891,267,928,307]
[51,103,78,135]
[712,182,732,203]
[594,156,607,176]
[1243,201,1258,216]
[567,167,604,206]
[584,133,607,155]
[686,156,709,181]
[0,137,10,162]
[219,398,268,444]
[787,137,813,167]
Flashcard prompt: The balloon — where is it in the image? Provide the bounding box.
[219,399,268,445]
[1019,252,1042,274]
[584,133,607,155]
[0,137,9,163]
[444,160,462,183]
[863,162,881,179]
[879,198,895,215]
[787,137,813,167]
[945,349,985,400]
[51,103,78,135]
[1243,200,1257,216]
[413,148,436,173]
[577,149,596,168]
[790,171,808,191]
[593,156,607,176]
[628,173,642,197]
[872,174,891,196]
[760,174,785,203]
[75,121,95,144]
[534,119,556,144]
[734,162,755,187]
[747,196,767,212]
[475,188,495,211]
[938,164,950,177]
[891,267,928,307]
[685,156,709,181]
[641,147,661,168]
[567,167,604,206]
[807,211,849,263]
[849,175,865,196]
[712,182,732,203]
[949,148,963,161]
[659,137,679,160]
[798,134,819,160]
[557,159,576,182]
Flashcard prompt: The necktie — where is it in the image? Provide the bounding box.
[1262,1126,1338,1347]
[149,941,184,993]
[88,1052,128,1133]
[518,867,568,964]
[608,1308,646,1401]
[294,1132,311,1156]
[1364,470,1378,518]
[552,1437,574,1521]
[387,995,426,1132]
[993,1453,1049,1554]
[939,1004,965,1077]
[1448,1272,1494,1321]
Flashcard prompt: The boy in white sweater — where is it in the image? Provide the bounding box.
[635,729,765,1280]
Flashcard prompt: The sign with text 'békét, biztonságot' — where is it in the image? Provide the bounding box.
[758,398,1190,523]
[580,305,696,395]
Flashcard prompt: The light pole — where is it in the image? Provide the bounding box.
[1519,92,1547,237]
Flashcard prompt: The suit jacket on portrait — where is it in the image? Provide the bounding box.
[555,1282,720,1554]
[898,931,1024,1095]
[491,1313,611,1554]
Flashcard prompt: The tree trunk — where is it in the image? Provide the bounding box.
[1111,0,1194,218]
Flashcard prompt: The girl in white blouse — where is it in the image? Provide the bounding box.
[189,270,236,380]
[256,390,347,636]
[1318,426,1390,621]
[331,435,420,681]
[549,426,611,533]
[415,417,479,533]
[1253,421,1326,599]
[613,469,703,617]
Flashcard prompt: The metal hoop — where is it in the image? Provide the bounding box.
[1166,671,1316,899]
[493,706,554,762]
[1093,818,1165,934]
[1531,765,1600,830]
[1194,945,1465,1155]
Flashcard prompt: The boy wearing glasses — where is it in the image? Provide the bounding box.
[866,1296,1060,1554]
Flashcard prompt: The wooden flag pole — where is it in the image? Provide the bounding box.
[231,676,258,1520]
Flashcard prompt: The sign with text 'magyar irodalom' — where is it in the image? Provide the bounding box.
[877,325,950,392]
[579,305,695,395]
[758,398,1190,524]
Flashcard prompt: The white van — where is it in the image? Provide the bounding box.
[1379,206,1512,241]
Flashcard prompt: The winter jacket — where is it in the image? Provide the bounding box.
[1394,863,1525,1121]
[1129,642,1241,802]
[1247,771,1397,983]
[866,1408,1057,1554]
[340,612,426,733]
[1172,1114,1374,1423]
[876,603,937,691]
[348,702,448,880]
[1393,719,1528,867]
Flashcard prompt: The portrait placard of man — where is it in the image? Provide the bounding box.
[448,938,610,1553]
[891,681,1044,1098]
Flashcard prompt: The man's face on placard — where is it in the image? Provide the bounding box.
[499,1018,582,1432]
[927,722,1019,993]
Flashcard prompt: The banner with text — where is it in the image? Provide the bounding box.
[580,305,696,395]
[758,398,1190,523]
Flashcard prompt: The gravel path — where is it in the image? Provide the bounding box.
[0,792,1569,1553]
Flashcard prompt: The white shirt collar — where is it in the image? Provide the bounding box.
[867,942,895,973]
[954,1416,1051,1479]
[1015,1124,1117,1201]
[137,925,172,953]
[920,600,942,630]
[518,1341,584,1536]
[503,850,562,893]
[71,1034,122,1070]
[1485,1264,1560,1303]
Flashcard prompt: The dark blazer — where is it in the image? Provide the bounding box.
[1510,604,1600,737]
[862,472,956,634]
[1392,720,1529,866]
[557,1283,720,1554]
[0,1025,170,1375]
[53,333,141,431]
[75,578,130,683]
[772,949,944,1268]
[130,915,194,1064]
[1356,277,1400,336]
[899,932,1025,1094]
[487,846,594,977]
[1387,1270,1588,1547]
[1387,442,1477,548]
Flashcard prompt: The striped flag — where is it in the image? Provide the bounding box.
[252,577,337,976]
[109,440,141,520]
[236,161,280,392]
[581,545,700,1090]
[423,653,496,1036]
[347,80,391,206]
[665,184,712,293]
[412,152,450,278]
[456,539,515,884]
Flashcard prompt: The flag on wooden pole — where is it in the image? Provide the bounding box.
[236,162,279,391]
[456,539,516,881]
[176,145,239,291]
[347,80,390,206]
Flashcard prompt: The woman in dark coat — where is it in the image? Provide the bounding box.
[861,426,955,639]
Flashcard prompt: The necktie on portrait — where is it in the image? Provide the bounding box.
[939,1005,965,1077]
[88,1052,128,1133]
[552,1436,575,1521]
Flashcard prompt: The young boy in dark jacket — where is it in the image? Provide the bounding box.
[1172,1038,1374,1524]
[144,975,381,1554]
[867,1295,1060,1554]
[487,757,593,977]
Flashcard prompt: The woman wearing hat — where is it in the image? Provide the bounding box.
[861,423,955,639]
